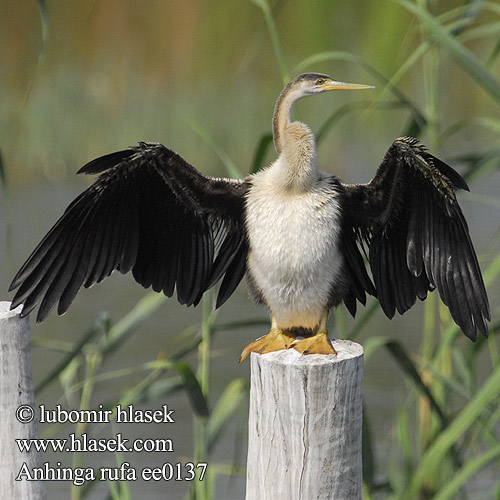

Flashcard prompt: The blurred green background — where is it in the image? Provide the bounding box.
[3,0,498,183]
[1,1,499,499]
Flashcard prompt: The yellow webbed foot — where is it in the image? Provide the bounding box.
[291,311,337,355]
[239,326,296,362]
[291,331,337,355]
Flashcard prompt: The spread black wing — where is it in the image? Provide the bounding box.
[10,142,249,322]
[342,137,489,340]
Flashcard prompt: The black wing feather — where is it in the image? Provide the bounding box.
[215,237,248,308]
[10,142,248,321]
[342,137,489,340]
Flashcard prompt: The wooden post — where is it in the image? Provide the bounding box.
[245,340,364,500]
[0,302,46,500]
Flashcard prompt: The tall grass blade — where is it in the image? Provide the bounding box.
[114,362,175,408]
[35,312,109,394]
[487,37,500,66]
[398,0,500,104]
[108,478,132,500]
[251,0,289,82]
[207,378,247,451]
[23,0,50,104]
[0,147,6,189]
[362,335,390,361]
[106,441,132,500]
[183,115,243,179]
[404,362,500,499]
[101,292,166,357]
[348,301,380,341]
[395,403,414,486]
[385,341,448,427]
[176,362,209,417]
[430,443,500,500]
[121,377,184,405]
[460,21,500,44]
[37,0,49,59]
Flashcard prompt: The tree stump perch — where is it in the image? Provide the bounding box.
[0,302,46,500]
[245,340,364,500]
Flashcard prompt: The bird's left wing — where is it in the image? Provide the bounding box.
[10,142,249,322]
[342,137,489,340]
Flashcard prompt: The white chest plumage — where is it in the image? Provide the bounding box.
[245,165,344,330]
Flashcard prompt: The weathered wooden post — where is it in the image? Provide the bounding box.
[245,340,364,500]
[0,302,46,500]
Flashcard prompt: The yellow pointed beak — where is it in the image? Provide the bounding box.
[323,81,374,91]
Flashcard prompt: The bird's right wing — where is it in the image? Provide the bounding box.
[10,142,249,322]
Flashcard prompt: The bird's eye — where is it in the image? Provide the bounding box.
[316,78,325,86]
